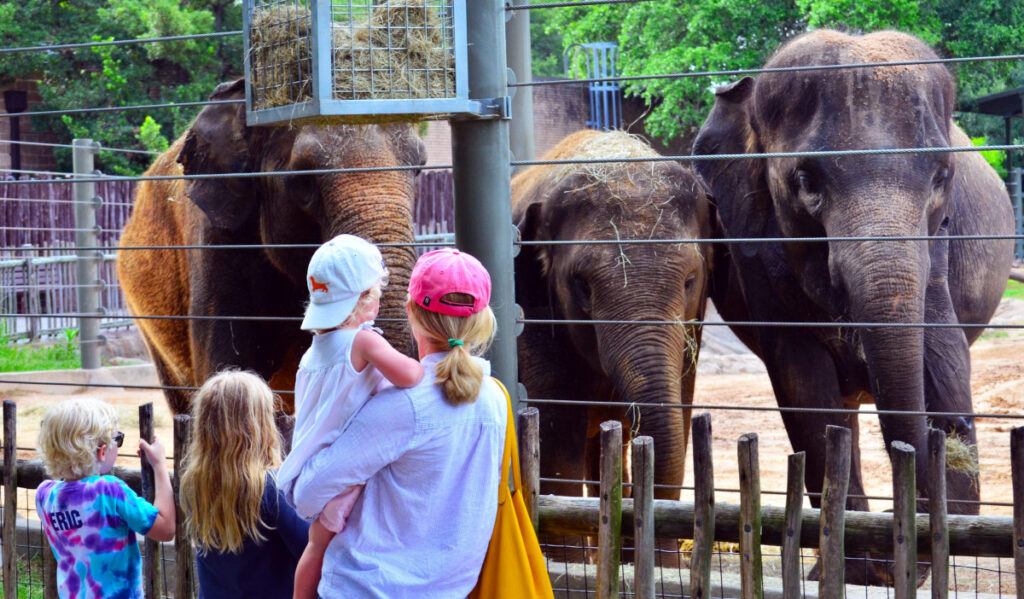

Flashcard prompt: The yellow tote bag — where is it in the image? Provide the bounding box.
[469,379,554,599]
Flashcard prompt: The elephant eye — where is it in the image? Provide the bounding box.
[684,273,698,292]
[796,170,816,194]
[932,166,950,189]
[571,273,592,314]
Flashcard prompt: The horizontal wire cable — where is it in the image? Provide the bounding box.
[2,143,1018,187]
[512,53,1024,88]
[3,139,159,156]
[3,311,1022,330]
[0,226,123,233]
[514,0,656,9]
[1,168,79,178]
[0,30,241,55]
[0,197,131,206]
[522,397,1024,419]
[0,99,243,120]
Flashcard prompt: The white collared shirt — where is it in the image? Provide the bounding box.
[292,352,506,599]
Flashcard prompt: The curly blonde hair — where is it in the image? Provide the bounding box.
[407,293,496,405]
[37,397,118,481]
[180,370,283,553]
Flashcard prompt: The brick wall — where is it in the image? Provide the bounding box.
[0,79,58,174]
[420,76,589,166]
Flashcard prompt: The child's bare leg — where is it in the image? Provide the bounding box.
[293,518,336,599]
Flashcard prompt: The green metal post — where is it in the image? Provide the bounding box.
[73,139,101,369]
[506,0,535,175]
[451,0,518,407]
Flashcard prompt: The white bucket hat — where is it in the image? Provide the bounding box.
[301,234,387,331]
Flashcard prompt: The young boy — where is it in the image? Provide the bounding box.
[35,397,175,599]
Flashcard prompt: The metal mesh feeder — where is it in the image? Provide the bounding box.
[244,0,491,125]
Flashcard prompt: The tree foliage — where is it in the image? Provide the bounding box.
[0,0,241,175]
[546,0,1024,145]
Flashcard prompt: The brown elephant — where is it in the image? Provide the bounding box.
[693,30,1014,584]
[117,79,425,414]
[513,130,713,510]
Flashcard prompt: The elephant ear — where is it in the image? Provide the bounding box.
[692,77,772,250]
[178,79,256,231]
[514,201,550,309]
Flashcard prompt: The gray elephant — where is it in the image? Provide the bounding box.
[513,129,713,506]
[118,78,425,415]
[692,30,1013,584]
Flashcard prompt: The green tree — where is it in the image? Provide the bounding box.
[0,0,242,175]
[551,0,1024,145]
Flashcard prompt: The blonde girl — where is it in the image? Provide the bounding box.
[180,371,309,599]
[291,248,507,598]
[35,397,174,599]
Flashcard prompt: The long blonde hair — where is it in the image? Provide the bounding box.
[407,293,496,405]
[37,397,118,480]
[180,370,283,553]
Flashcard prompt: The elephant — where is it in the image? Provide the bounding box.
[692,30,1014,584]
[117,78,425,415]
[512,129,713,511]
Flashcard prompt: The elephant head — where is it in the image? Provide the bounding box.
[693,30,1013,569]
[513,130,713,502]
[118,78,425,414]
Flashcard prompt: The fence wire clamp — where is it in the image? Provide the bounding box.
[93,278,106,291]
[91,195,103,209]
[453,96,512,121]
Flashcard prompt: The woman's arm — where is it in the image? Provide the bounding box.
[353,329,424,388]
[291,389,416,520]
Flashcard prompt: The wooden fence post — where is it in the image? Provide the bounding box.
[738,433,762,599]
[782,451,806,599]
[818,425,851,598]
[174,415,195,599]
[690,412,715,599]
[138,403,162,599]
[927,428,948,599]
[631,436,654,599]
[43,544,58,599]
[597,420,622,599]
[892,440,918,599]
[517,407,540,530]
[3,401,17,599]
[1010,427,1024,599]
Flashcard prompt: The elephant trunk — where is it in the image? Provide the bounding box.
[596,322,692,501]
[323,173,417,354]
[830,200,931,483]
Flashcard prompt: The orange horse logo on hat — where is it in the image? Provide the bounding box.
[310,276,329,293]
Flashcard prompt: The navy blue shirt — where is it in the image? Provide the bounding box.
[196,474,309,599]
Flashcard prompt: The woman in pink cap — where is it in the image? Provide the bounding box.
[291,248,506,598]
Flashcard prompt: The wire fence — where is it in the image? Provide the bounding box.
[2,7,1024,599]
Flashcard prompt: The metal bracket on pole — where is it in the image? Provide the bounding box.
[453,96,512,120]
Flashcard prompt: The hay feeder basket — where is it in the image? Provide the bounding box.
[243,0,498,125]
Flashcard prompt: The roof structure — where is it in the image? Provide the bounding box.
[959,86,1024,119]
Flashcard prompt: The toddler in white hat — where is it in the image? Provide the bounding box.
[278,234,423,599]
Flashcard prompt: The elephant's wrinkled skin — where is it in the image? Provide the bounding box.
[117,79,424,414]
[693,30,1013,584]
[513,130,713,507]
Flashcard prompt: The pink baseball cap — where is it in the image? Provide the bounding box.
[409,248,491,317]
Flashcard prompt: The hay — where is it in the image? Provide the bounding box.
[250,1,456,112]
[945,433,980,477]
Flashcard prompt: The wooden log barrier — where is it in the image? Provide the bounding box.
[517,407,540,530]
[738,433,763,599]
[631,436,654,599]
[818,425,851,598]
[927,428,948,599]
[690,413,715,599]
[138,403,162,599]
[1011,427,1024,599]
[3,400,17,599]
[891,441,917,599]
[173,415,195,599]
[597,420,622,599]
[782,452,805,599]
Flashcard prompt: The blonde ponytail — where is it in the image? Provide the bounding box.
[408,293,496,405]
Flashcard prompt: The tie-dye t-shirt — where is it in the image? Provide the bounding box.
[36,475,159,599]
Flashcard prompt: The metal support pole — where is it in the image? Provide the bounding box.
[451,0,518,407]
[505,0,535,174]
[1012,167,1023,261]
[73,139,101,369]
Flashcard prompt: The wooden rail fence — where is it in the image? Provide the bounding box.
[1,402,1022,598]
